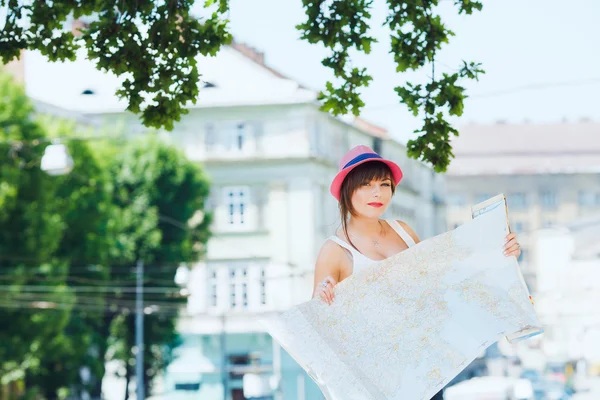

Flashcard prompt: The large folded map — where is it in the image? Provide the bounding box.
[261,201,543,400]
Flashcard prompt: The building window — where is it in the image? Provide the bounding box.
[541,219,554,228]
[447,194,467,207]
[372,137,382,154]
[208,122,249,152]
[242,283,248,308]
[235,123,245,150]
[210,264,267,310]
[260,267,267,305]
[474,193,492,204]
[540,190,558,209]
[205,123,216,150]
[508,193,528,209]
[513,221,527,233]
[209,264,255,310]
[208,267,218,308]
[578,191,600,206]
[225,123,248,151]
[224,186,249,227]
[229,265,250,310]
[230,282,237,308]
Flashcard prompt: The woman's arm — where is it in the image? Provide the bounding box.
[312,240,344,305]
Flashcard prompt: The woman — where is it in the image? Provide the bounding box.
[312,144,521,306]
[311,145,522,398]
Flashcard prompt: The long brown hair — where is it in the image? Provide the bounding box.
[339,161,395,251]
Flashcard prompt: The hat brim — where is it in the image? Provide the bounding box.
[330,158,403,201]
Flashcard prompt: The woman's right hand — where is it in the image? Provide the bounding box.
[313,275,337,305]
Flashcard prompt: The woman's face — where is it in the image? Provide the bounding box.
[350,177,393,219]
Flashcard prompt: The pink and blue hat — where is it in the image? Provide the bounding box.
[330,145,403,201]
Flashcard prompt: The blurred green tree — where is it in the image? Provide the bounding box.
[0,0,484,171]
[0,73,212,398]
[21,117,122,399]
[0,72,74,398]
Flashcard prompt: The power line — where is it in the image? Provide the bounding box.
[0,284,182,294]
[1,293,185,307]
[0,261,182,273]
[0,273,187,285]
[0,275,147,285]
[0,299,183,316]
[1,289,184,300]
[0,271,313,285]
[469,77,600,99]
[361,77,600,113]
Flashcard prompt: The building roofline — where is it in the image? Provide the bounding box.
[229,40,316,92]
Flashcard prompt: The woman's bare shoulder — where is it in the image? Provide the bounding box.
[317,238,347,261]
[313,238,348,285]
[395,220,421,244]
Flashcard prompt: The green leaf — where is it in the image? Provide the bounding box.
[1,0,485,174]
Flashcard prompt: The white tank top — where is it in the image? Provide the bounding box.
[328,220,416,275]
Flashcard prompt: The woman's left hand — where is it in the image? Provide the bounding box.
[504,231,521,259]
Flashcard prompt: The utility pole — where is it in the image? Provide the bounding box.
[136,259,145,400]
[221,313,228,400]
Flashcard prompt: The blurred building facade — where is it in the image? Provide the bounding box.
[446,122,600,294]
[10,40,447,399]
[156,45,446,400]
[533,218,600,370]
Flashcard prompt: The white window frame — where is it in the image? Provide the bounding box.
[578,190,600,207]
[447,194,467,207]
[225,122,249,152]
[228,265,249,310]
[223,186,250,229]
[508,192,527,209]
[204,123,216,151]
[260,266,267,306]
[541,219,554,228]
[474,193,492,205]
[540,190,558,209]
[207,263,268,311]
[513,221,528,234]
[208,266,218,308]
[204,265,223,311]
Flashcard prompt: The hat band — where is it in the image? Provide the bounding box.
[343,153,382,169]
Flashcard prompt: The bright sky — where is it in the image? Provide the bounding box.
[197,0,600,143]
[2,1,597,143]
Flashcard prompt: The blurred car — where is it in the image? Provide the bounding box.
[520,369,543,383]
[545,362,567,383]
[542,380,572,400]
[443,376,534,400]
[518,368,547,400]
[513,378,535,400]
